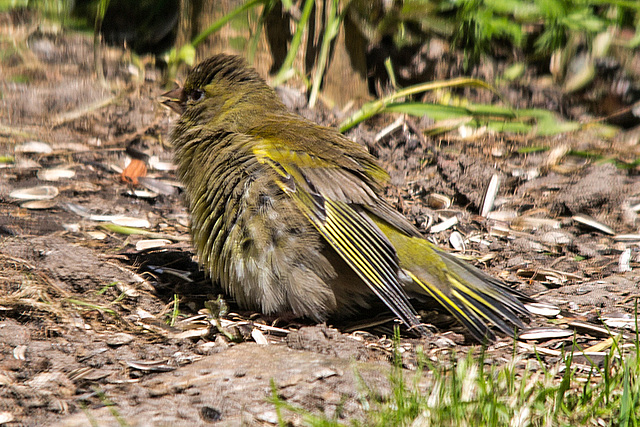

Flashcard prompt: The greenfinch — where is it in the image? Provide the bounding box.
[164,54,530,341]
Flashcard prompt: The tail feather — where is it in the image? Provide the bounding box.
[405,270,498,341]
[408,247,530,341]
[440,250,531,317]
[444,272,523,334]
[372,215,530,341]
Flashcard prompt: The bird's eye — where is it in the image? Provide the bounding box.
[188,89,205,102]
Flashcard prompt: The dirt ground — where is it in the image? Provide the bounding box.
[2,10,640,427]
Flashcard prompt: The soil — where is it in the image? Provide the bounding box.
[1,10,640,427]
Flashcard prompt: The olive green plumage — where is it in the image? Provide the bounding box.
[166,54,531,341]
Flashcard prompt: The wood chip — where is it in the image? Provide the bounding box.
[0,412,15,424]
[601,314,636,330]
[568,320,631,339]
[13,345,27,361]
[487,210,517,222]
[127,189,159,199]
[519,328,573,340]
[524,302,561,317]
[518,342,610,359]
[430,216,458,233]
[511,216,561,231]
[619,249,632,273]
[138,177,178,196]
[126,359,175,372]
[481,173,501,217]
[9,185,59,200]
[111,217,151,228]
[107,332,135,347]
[449,231,465,251]
[427,193,451,210]
[251,328,269,345]
[136,239,172,251]
[614,234,640,242]
[20,200,57,210]
[37,168,76,181]
[15,141,52,154]
[572,214,615,235]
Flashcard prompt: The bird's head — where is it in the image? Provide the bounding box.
[162,54,278,123]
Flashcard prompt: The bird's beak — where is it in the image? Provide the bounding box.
[161,86,186,115]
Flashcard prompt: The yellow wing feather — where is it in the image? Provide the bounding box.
[254,144,427,334]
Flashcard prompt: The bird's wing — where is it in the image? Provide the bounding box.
[249,116,424,238]
[253,142,427,335]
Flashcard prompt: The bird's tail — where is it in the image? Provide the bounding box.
[374,218,531,342]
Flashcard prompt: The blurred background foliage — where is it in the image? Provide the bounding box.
[3,0,640,134]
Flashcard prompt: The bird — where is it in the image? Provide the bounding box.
[163,53,531,342]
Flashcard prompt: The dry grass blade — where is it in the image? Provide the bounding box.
[0,255,70,321]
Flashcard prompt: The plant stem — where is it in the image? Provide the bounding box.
[272,0,315,86]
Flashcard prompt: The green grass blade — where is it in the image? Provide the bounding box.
[308,0,346,108]
[272,0,315,86]
[339,77,499,132]
[619,363,631,426]
[191,0,265,47]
